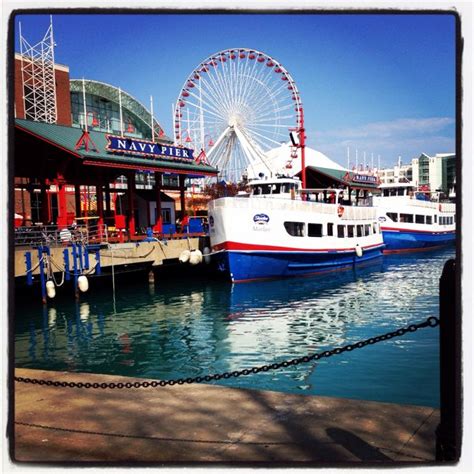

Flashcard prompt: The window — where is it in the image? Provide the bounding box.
[284,221,305,237]
[448,217,453,225]
[434,215,438,224]
[161,209,171,224]
[426,215,432,225]
[308,223,323,237]
[365,224,371,235]
[415,215,425,224]
[373,222,378,234]
[356,225,363,237]
[400,214,414,223]
[337,225,345,238]
[387,212,398,222]
[347,225,355,238]
[327,223,334,237]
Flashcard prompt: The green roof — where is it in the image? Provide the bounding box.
[15,118,218,176]
[306,166,380,189]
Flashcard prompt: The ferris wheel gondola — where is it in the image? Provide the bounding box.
[174,48,304,183]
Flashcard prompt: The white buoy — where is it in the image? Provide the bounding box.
[355,244,363,258]
[46,280,56,299]
[203,247,211,265]
[78,275,89,293]
[179,250,191,263]
[189,249,203,266]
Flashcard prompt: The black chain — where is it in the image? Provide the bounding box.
[15,316,439,390]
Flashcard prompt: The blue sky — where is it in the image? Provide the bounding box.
[13,12,456,168]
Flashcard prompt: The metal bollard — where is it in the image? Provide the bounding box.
[435,259,461,462]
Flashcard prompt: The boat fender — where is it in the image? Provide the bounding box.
[189,249,203,266]
[78,275,89,293]
[46,280,56,299]
[179,250,191,263]
[203,247,211,265]
[355,244,363,258]
[337,205,344,218]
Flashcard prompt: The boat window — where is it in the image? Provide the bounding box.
[400,213,414,223]
[365,224,371,235]
[308,223,323,237]
[327,223,334,237]
[373,222,377,234]
[415,215,425,224]
[426,215,432,225]
[449,216,453,225]
[387,212,398,222]
[337,225,345,238]
[434,215,437,224]
[284,221,305,237]
[356,225,363,237]
[347,225,355,238]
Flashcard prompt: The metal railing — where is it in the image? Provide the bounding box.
[14,223,108,247]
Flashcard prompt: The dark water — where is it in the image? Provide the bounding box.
[14,247,455,408]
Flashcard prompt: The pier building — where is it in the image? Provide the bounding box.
[13,47,218,235]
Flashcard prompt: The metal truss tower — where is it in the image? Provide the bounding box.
[19,16,57,123]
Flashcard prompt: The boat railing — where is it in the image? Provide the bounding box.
[210,197,377,220]
[374,196,456,213]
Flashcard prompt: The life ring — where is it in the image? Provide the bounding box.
[337,205,344,218]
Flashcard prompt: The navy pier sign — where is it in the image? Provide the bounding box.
[352,174,378,184]
[106,135,194,161]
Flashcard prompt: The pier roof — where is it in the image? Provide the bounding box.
[14,118,218,177]
[303,166,381,191]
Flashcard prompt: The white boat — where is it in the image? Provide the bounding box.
[208,175,385,282]
[373,182,456,253]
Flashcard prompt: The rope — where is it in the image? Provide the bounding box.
[100,245,155,260]
[15,256,44,277]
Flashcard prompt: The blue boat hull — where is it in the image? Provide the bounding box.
[215,245,384,282]
[382,229,455,253]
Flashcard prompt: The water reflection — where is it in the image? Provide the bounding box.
[15,248,454,406]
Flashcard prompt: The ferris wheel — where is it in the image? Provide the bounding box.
[174,48,304,182]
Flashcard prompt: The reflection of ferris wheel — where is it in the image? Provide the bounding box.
[174,48,304,182]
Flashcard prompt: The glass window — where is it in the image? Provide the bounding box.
[387,212,398,222]
[415,215,425,224]
[400,214,414,223]
[373,222,378,234]
[365,224,371,235]
[327,223,334,236]
[426,215,432,225]
[308,223,323,237]
[356,225,363,237]
[284,221,305,237]
[434,215,437,224]
[347,225,354,238]
[337,225,345,238]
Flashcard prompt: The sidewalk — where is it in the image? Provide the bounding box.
[12,368,439,464]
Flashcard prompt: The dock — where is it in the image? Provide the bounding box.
[13,368,439,464]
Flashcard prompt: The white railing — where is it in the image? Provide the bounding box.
[374,196,456,213]
[209,197,377,220]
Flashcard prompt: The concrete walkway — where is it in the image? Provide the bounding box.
[13,368,439,465]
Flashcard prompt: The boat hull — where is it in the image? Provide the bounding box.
[214,244,384,282]
[382,228,455,253]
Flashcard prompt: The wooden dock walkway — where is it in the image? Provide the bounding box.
[12,368,439,465]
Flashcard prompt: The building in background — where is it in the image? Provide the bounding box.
[378,152,455,196]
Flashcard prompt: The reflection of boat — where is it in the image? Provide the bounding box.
[374,183,456,253]
[208,176,385,282]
